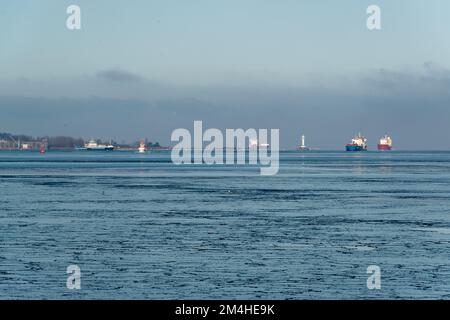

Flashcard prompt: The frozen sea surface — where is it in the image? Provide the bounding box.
[0,151,449,299]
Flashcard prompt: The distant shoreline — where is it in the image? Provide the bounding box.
[1,149,450,153]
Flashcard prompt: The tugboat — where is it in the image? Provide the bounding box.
[378,134,393,151]
[346,133,368,152]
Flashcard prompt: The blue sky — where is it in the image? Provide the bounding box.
[1,0,449,83]
[0,1,450,148]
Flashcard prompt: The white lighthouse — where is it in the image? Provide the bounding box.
[299,134,310,151]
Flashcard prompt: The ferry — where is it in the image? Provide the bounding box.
[83,140,114,151]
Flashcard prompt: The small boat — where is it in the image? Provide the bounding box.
[138,141,146,153]
[249,139,269,150]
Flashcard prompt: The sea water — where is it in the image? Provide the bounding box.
[0,151,449,299]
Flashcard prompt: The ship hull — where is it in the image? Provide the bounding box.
[346,145,366,152]
[377,144,392,151]
[86,147,114,151]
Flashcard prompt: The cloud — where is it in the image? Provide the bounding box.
[2,63,450,149]
[361,63,450,96]
[96,68,143,83]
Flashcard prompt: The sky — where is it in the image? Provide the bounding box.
[0,0,450,149]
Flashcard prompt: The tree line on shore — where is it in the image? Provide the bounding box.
[0,133,162,149]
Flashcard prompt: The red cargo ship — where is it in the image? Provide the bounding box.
[378,134,393,151]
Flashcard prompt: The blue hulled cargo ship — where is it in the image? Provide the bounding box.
[345,133,368,152]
